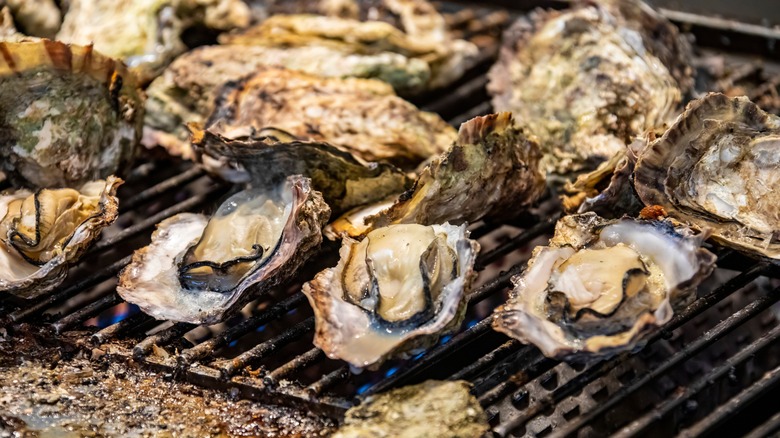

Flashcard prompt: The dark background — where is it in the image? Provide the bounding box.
[648,0,780,26]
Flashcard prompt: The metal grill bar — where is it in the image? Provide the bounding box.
[91,311,154,345]
[746,410,780,438]
[267,348,325,383]
[133,323,197,359]
[120,166,206,213]
[52,292,122,334]
[307,367,351,396]
[450,339,521,381]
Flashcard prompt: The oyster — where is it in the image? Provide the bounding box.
[487,0,692,176]
[492,213,715,359]
[146,65,455,168]
[303,222,479,369]
[363,113,546,232]
[0,177,122,299]
[118,175,330,324]
[1,0,60,38]
[634,93,780,260]
[0,6,25,40]
[191,127,411,216]
[57,0,250,84]
[0,40,143,189]
[333,380,489,438]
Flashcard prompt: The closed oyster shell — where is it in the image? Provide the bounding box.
[487,0,691,176]
[634,93,780,260]
[191,127,411,216]
[118,175,330,324]
[57,0,250,84]
[492,213,715,359]
[0,40,143,189]
[303,223,479,369]
[0,177,122,299]
[359,113,545,234]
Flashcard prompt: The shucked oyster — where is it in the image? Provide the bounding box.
[57,0,250,84]
[492,213,715,358]
[0,177,122,299]
[366,112,546,229]
[190,127,411,216]
[146,65,455,168]
[303,223,478,369]
[118,176,330,324]
[0,40,143,189]
[487,0,692,176]
[634,93,780,260]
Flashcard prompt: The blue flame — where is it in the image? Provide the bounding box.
[467,319,479,329]
[384,366,400,377]
[439,335,452,345]
[228,340,238,347]
[256,324,267,332]
[356,383,373,395]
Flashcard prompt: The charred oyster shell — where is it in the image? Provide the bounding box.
[353,113,545,235]
[57,0,250,84]
[634,93,780,260]
[487,0,692,176]
[0,40,143,189]
[303,223,479,369]
[0,177,122,299]
[118,175,330,324]
[191,127,411,216]
[492,213,715,359]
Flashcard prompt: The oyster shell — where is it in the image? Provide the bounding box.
[1,0,60,38]
[0,40,143,189]
[333,380,489,438]
[303,222,478,369]
[0,6,25,40]
[492,213,715,359]
[146,65,455,167]
[487,0,692,176]
[363,113,546,232]
[117,175,330,324]
[57,0,250,84]
[191,127,411,216]
[634,93,780,260]
[0,177,122,299]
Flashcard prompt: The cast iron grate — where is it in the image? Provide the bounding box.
[2,2,780,437]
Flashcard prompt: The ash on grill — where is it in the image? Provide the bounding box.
[2,2,780,438]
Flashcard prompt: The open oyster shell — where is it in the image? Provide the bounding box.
[487,0,691,177]
[57,0,250,84]
[0,177,122,299]
[0,40,143,189]
[634,93,780,260]
[333,113,545,238]
[492,213,715,359]
[118,175,330,324]
[191,127,411,216]
[303,223,479,369]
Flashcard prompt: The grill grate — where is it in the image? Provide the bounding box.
[2,2,780,437]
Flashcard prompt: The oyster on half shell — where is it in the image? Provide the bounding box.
[0,40,142,189]
[0,177,122,299]
[190,126,411,216]
[488,0,692,176]
[303,223,478,369]
[634,93,780,260]
[118,175,330,324]
[492,213,715,359]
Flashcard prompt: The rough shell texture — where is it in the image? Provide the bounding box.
[366,112,546,230]
[0,40,142,189]
[3,0,60,38]
[0,176,122,299]
[303,223,479,369]
[0,6,25,40]
[635,93,780,260]
[487,0,690,176]
[191,127,411,216]
[57,0,250,84]
[492,213,715,359]
[117,176,330,324]
[333,380,489,438]
[145,62,456,166]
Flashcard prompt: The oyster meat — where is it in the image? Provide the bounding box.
[0,40,143,189]
[118,175,330,324]
[191,127,411,216]
[634,93,780,260]
[338,113,545,238]
[57,0,250,84]
[0,177,122,299]
[492,213,715,358]
[487,0,692,176]
[303,222,479,369]
[146,65,455,167]
[333,380,489,438]
[1,0,60,38]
